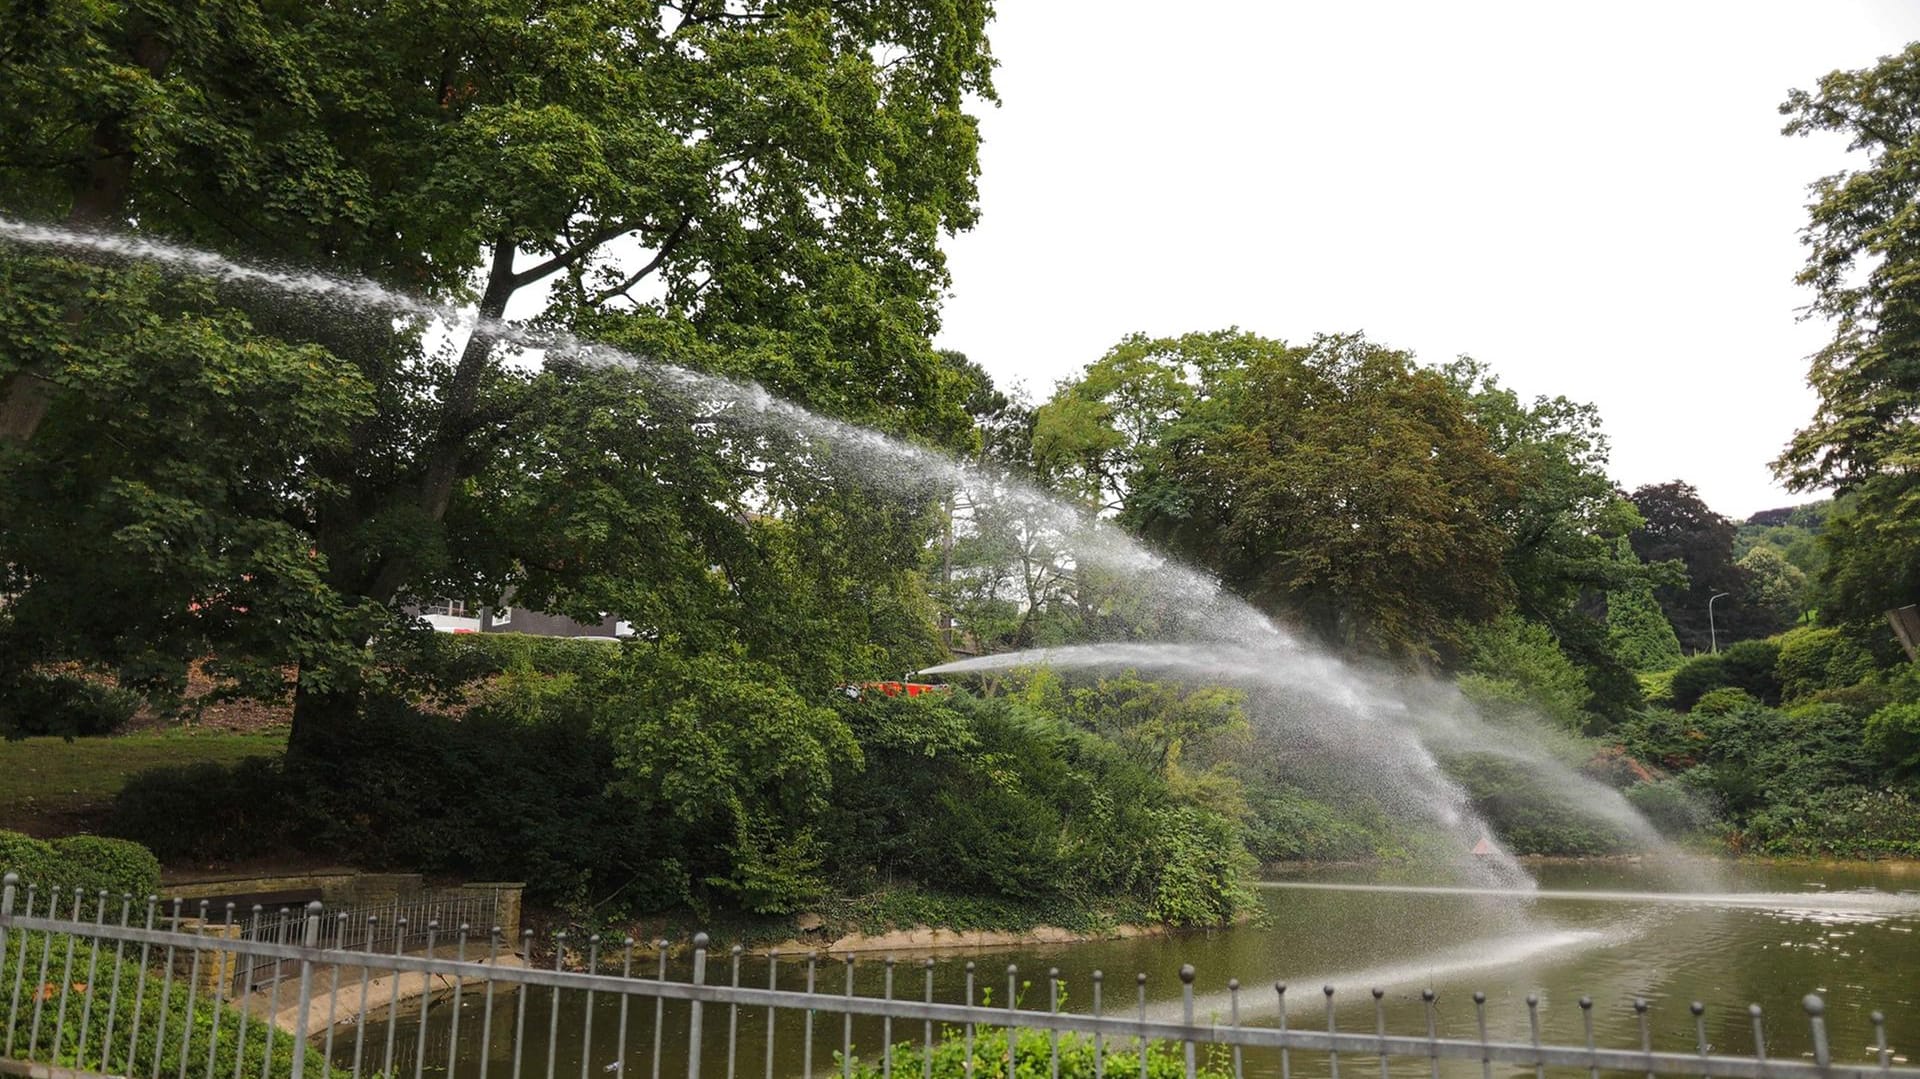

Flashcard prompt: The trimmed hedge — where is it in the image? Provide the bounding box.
[51,835,164,898]
[0,831,160,897]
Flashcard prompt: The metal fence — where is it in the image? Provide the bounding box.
[2,872,1915,1079]
[233,889,501,996]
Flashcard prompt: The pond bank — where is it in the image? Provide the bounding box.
[754,920,1170,957]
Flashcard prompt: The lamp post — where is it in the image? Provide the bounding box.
[1708,591,1731,653]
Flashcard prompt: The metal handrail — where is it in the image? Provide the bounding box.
[232,888,498,994]
[3,874,1913,1079]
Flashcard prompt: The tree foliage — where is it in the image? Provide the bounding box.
[1775,47,1920,628]
[1738,545,1810,628]
[1628,481,1781,651]
[1606,540,1685,673]
[0,0,997,743]
[1109,331,1515,661]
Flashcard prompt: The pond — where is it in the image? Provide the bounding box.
[346,860,1920,1078]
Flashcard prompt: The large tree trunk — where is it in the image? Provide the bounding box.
[0,30,171,445]
[288,679,363,763]
[287,236,520,756]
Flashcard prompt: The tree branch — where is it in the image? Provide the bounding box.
[590,212,696,305]
[508,222,631,289]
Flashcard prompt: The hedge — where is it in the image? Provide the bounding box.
[0,831,161,898]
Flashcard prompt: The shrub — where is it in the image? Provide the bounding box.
[819,692,1247,920]
[1446,754,1634,855]
[1744,786,1920,859]
[0,669,142,738]
[379,628,623,692]
[109,756,291,863]
[1616,709,1710,771]
[50,835,161,897]
[846,1025,1232,1079]
[106,660,1259,928]
[1242,787,1384,863]
[0,830,63,886]
[1775,627,1877,702]
[1145,807,1256,927]
[1865,701,1920,780]
[1459,615,1592,731]
[1607,583,1684,672]
[0,927,339,1079]
[1691,687,1758,717]
[1668,639,1782,711]
[0,832,159,897]
[1637,668,1677,709]
[1673,703,1878,818]
[1625,778,1718,837]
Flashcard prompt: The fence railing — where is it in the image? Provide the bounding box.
[232,889,501,996]
[2,872,1914,1079]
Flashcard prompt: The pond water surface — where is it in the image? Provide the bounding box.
[345,860,1920,1079]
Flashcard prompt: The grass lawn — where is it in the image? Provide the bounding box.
[0,728,287,831]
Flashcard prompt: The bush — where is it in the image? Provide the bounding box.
[1668,639,1782,711]
[1616,709,1710,771]
[105,657,1259,928]
[1459,615,1592,731]
[1607,583,1684,672]
[1691,687,1758,716]
[1242,787,1385,863]
[827,694,1187,910]
[1865,700,1920,779]
[1625,778,1718,837]
[0,927,339,1079]
[847,1026,1232,1079]
[0,669,142,738]
[109,756,292,863]
[50,835,161,897]
[0,831,63,886]
[1446,754,1634,855]
[1667,704,1878,819]
[1145,807,1255,927]
[0,832,160,898]
[1744,786,1920,858]
[1637,668,1677,709]
[1775,627,1877,702]
[377,628,622,694]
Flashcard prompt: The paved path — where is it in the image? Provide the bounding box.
[237,947,526,1033]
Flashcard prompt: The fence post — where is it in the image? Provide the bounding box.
[291,900,323,1079]
[1805,995,1831,1072]
[0,872,14,960]
[688,933,709,1079]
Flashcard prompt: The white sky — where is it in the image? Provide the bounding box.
[932,1,1920,519]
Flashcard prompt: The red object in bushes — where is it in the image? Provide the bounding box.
[840,681,949,699]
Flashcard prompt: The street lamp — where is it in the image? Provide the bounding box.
[1708,591,1731,654]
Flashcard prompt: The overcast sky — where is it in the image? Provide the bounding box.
[931,2,1920,519]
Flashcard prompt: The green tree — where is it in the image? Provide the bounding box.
[0,260,376,730]
[1775,47,1920,630]
[1628,481,1779,650]
[1442,360,1662,724]
[1456,613,1593,731]
[1739,544,1810,628]
[0,1,997,744]
[1031,334,1204,512]
[1118,331,1516,662]
[1606,564,1685,672]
